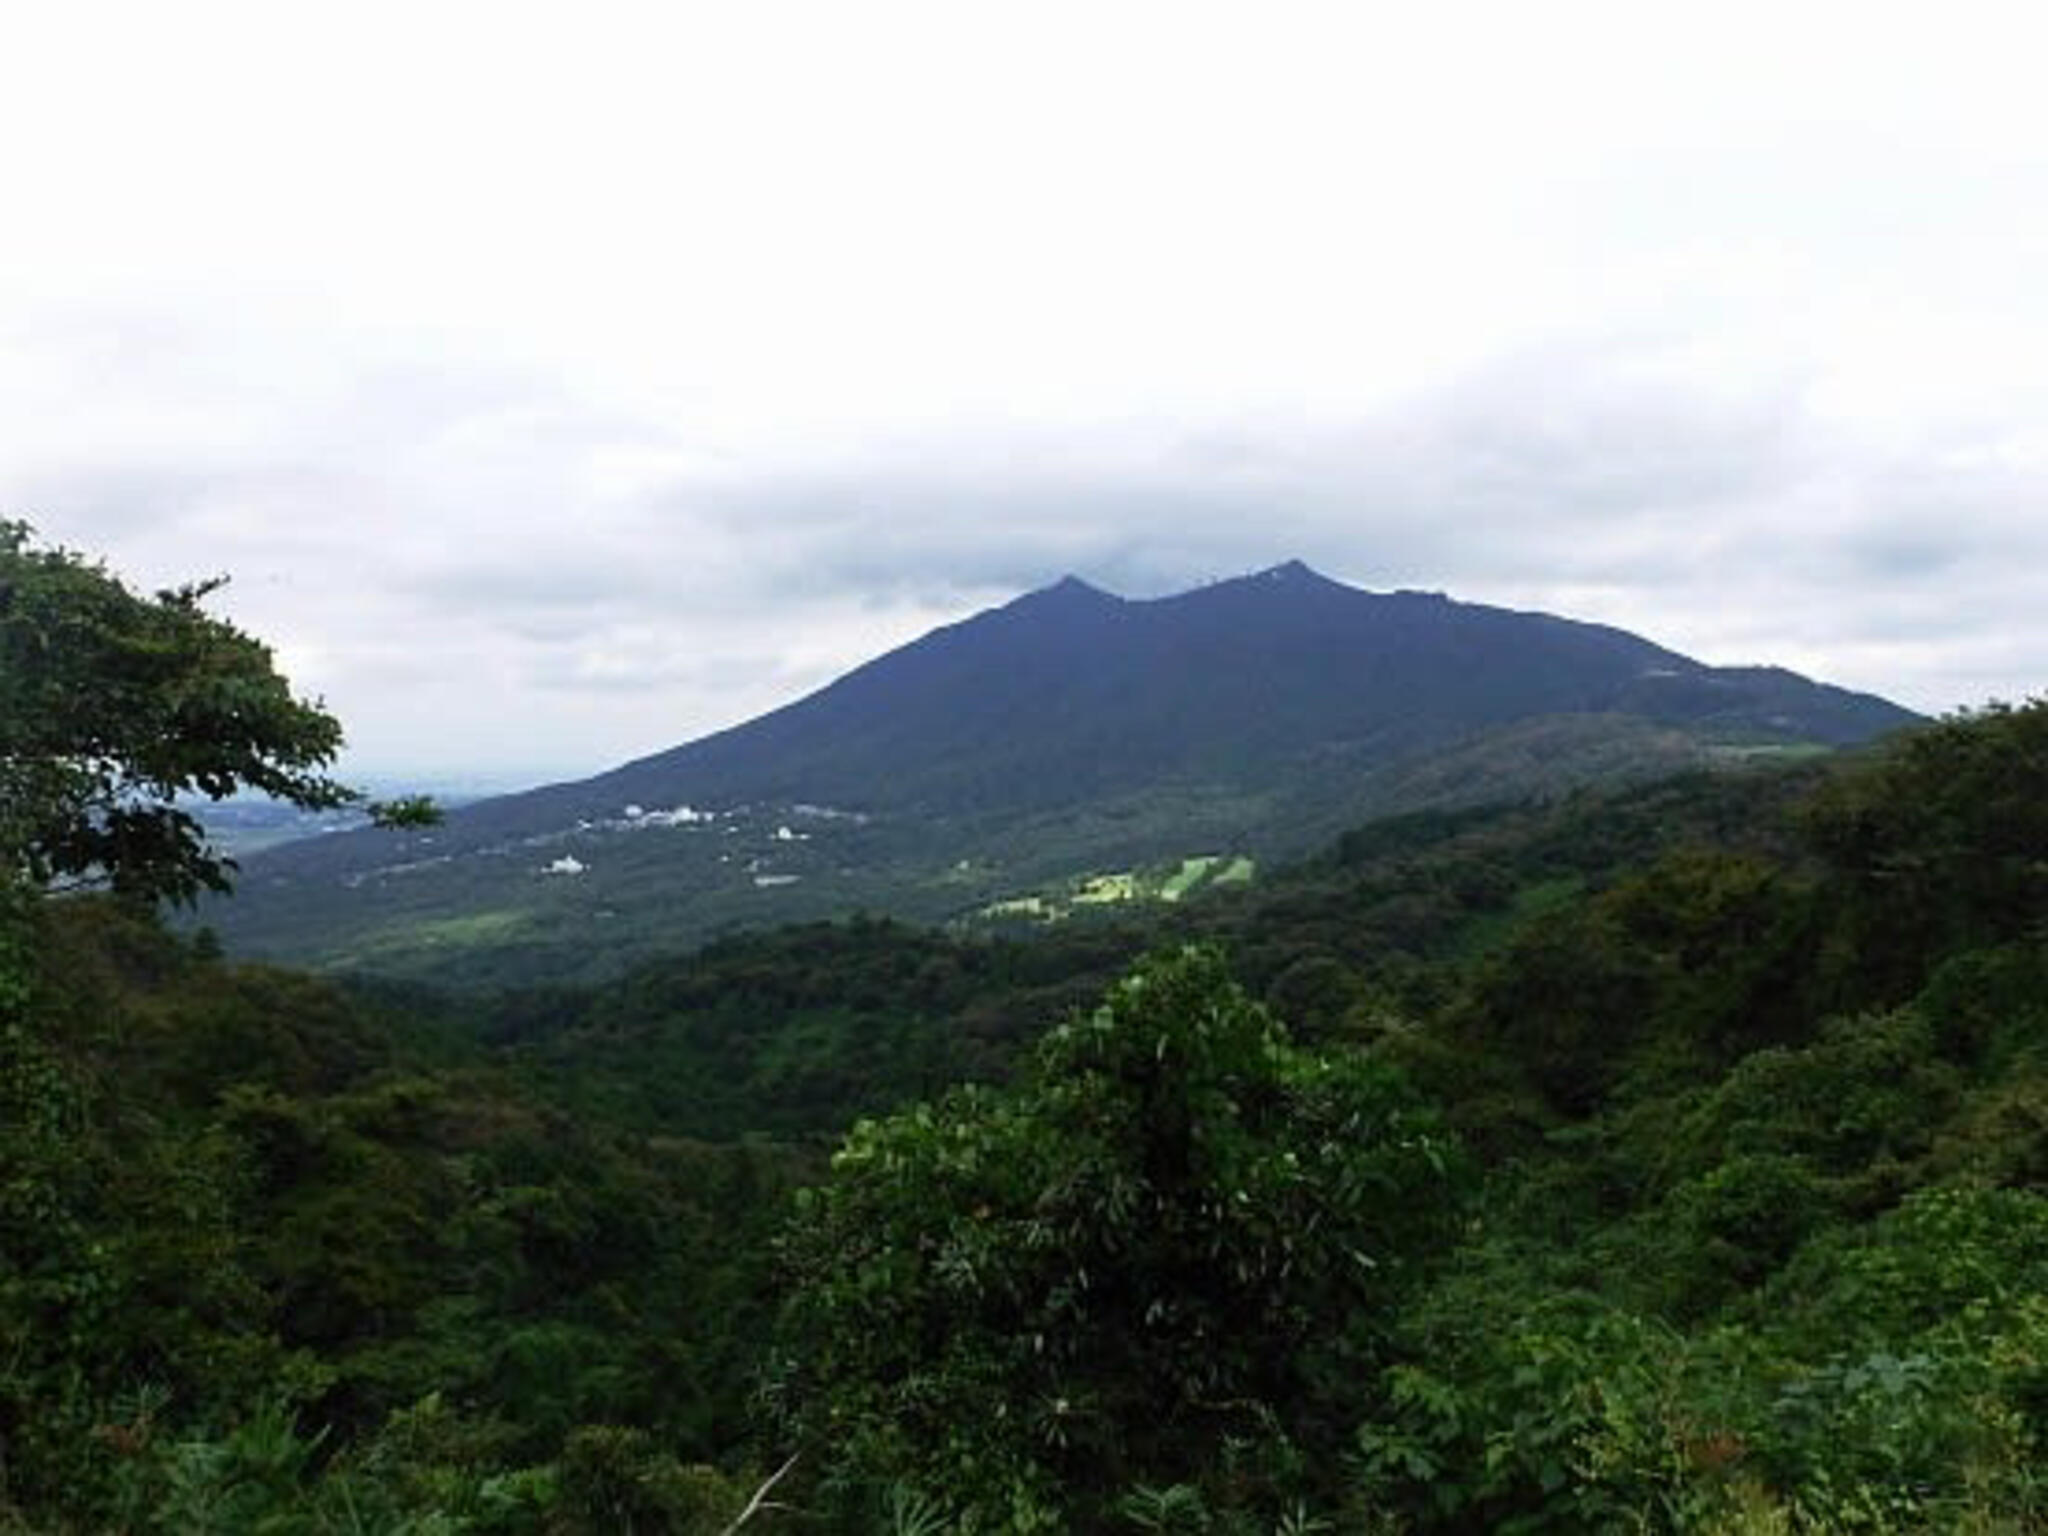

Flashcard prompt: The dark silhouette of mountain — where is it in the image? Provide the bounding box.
[461,560,1903,827]
[213,563,1918,982]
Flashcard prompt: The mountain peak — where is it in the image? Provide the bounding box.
[1224,559,1347,593]
[1165,559,1350,604]
[1049,573,1111,597]
[1023,562,1339,608]
[220,564,1920,981]
[1006,573,1120,612]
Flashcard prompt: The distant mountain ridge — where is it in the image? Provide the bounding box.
[460,559,1901,826]
[211,562,1918,984]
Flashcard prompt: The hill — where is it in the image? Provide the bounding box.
[208,562,1915,983]
[11,702,2048,1529]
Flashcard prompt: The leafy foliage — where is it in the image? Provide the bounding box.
[4,530,2045,1534]
[770,946,1464,1528]
[0,521,354,903]
[0,895,801,1529]
[0,521,435,907]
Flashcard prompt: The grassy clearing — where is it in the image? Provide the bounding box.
[1709,741,1834,763]
[983,895,1049,919]
[976,854,1256,924]
[1074,873,1140,905]
[1160,856,1221,901]
[338,909,532,966]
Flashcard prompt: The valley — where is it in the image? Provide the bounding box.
[15,700,2048,1531]
[18,525,2040,1532]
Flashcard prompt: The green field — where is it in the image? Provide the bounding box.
[976,852,1257,924]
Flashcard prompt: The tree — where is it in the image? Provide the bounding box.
[1803,699,2048,1004]
[769,946,1465,1529]
[0,520,431,906]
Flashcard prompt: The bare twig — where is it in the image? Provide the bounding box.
[718,1451,801,1534]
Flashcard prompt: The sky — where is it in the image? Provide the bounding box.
[5,1,2045,785]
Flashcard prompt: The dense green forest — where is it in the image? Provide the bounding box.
[5,529,2046,1529]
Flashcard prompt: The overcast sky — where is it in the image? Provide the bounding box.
[5,2,2044,784]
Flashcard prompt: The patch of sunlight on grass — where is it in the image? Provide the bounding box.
[1211,856,1255,886]
[352,910,532,958]
[1074,872,1140,905]
[1160,856,1221,902]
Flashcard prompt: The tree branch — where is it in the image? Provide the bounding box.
[718,1451,800,1534]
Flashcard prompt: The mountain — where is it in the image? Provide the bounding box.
[208,562,1918,984]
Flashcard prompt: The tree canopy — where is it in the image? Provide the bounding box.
[5,693,2048,1529]
[769,945,1465,1529]
[6,518,2048,1532]
[0,521,427,905]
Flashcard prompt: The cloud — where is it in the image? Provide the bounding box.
[652,328,2048,720]
[18,311,2044,778]
[616,331,1851,605]
[7,3,2048,775]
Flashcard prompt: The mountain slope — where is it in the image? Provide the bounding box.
[463,561,1899,829]
[209,563,1917,983]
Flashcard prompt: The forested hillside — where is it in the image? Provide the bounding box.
[6,693,2047,1531]
[208,562,1915,986]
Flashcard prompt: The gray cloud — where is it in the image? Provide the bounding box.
[627,336,1828,602]
[8,6,2048,774]
[16,305,2044,778]
[525,331,2041,727]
